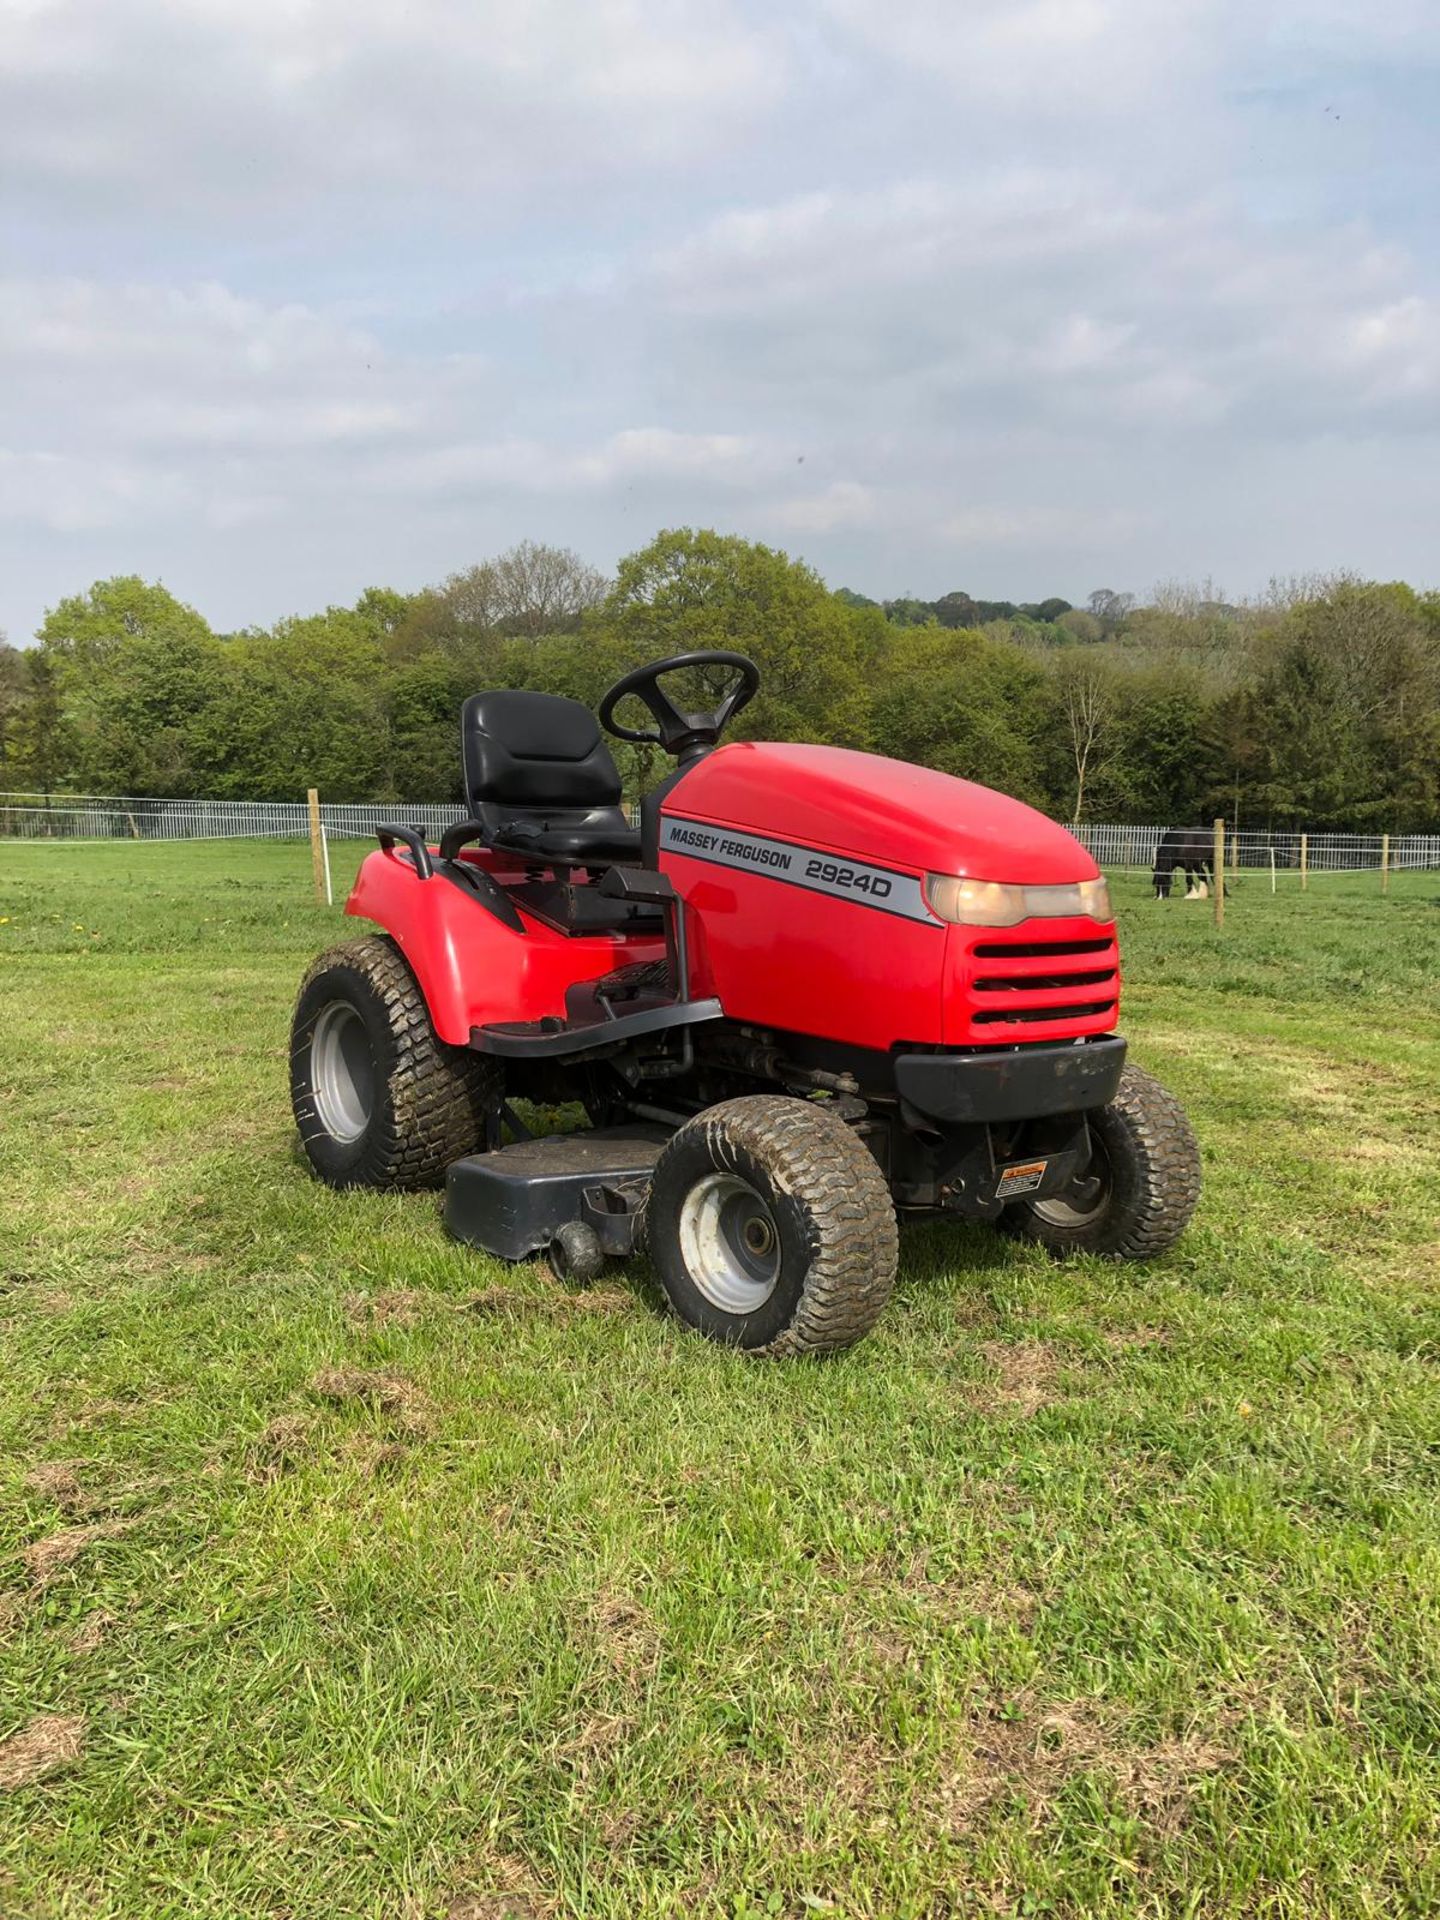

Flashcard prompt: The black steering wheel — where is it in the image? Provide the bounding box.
[598,650,761,764]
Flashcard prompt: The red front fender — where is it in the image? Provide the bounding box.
[343,847,665,1046]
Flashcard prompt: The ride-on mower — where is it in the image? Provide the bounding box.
[291,652,1201,1355]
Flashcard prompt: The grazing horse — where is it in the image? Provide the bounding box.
[1152,828,1215,899]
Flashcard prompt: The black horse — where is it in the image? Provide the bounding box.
[1152,828,1215,899]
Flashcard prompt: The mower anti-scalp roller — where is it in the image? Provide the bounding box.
[291,648,1201,1354]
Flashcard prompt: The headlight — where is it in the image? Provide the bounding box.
[924,874,1112,927]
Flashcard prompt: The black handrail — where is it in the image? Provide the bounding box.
[375,823,434,879]
[438,817,488,861]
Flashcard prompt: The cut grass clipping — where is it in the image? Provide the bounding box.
[2,839,1439,1918]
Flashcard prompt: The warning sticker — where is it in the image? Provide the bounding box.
[996,1159,1048,1198]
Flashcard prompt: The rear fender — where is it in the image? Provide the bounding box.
[344,846,662,1045]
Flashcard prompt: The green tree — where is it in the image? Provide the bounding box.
[1233,640,1368,826]
[426,541,607,647]
[91,627,225,795]
[34,578,219,794]
[9,553,1435,831]
[1049,650,1124,823]
[1229,582,1440,828]
[933,591,980,629]
[1055,608,1103,645]
[0,639,25,776]
[881,596,935,628]
[383,653,473,802]
[871,625,1051,809]
[490,539,607,637]
[1086,588,1134,637]
[38,576,212,665]
[354,586,417,646]
[1107,662,1222,822]
[600,529,880,748]
[198,610,388,800]
[1,648,70,796]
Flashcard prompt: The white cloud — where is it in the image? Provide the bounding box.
[656,176,1171,317]
[1,0,1438,637]
[0,0,783,213]
[0,276,456,539]
[943,504,1154,548]
[586,429,761,484]
[0,277,392,386]
[650,171,1440,439]
[0,273,786,548]
[377,428,770,499]
[1338,297,1440,404]
[813,0,1214,103]
[813,0,1440,117]
[772,481,880,533]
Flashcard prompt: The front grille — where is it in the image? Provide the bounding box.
[960,926,1119,1037]
[974,998,1116,1026]
[974,968,1114,992]
[973,938,1111,959]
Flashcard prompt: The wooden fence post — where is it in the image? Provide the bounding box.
[308,788,325,902]
[1300,832,1308,891]
[1213,817,1225,930]
[1381,832,1390,895]
[1270,844,1276,895]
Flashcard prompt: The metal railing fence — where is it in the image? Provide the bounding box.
[1073,824,1440,873]
[1,793,1437,873]
[0,793,472,844]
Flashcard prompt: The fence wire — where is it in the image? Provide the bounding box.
[1073,824,1440,873]
[0,793,471,844]
[1,793,1437,873]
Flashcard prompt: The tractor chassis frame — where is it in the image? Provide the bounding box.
[443,1027,1125,1265]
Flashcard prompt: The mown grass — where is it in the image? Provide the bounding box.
[2,840,1438,1919]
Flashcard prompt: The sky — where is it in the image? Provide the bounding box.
[2,0,1438,643]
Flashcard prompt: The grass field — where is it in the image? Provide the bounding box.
[2,840,1439,1920]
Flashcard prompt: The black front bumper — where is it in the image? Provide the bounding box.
[894,1034,1127,1126]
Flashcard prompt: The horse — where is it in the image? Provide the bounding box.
[1152,828,1215,899]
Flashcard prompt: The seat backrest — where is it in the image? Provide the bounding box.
[461,690,623,814]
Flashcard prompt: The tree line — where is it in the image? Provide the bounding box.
[1,529,1436,831]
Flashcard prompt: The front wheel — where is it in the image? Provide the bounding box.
[291,936,501,1190]
[1001,1064,1201,1259]
[646,1095,898,1356]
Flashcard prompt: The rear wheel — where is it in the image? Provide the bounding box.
[291,936,501,1190]
[547,1221,606,1286]
[646,1095,897,1355]
[1001,1064,1200,1259]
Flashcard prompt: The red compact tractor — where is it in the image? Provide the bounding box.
[291,652,1200,1355]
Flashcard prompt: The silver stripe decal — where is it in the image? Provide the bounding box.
[660,815,939,925]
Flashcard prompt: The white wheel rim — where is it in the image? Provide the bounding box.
[1030,1138,1111,1226]
[311,1002,375,1143]
[1030,1188,1107,1226]
[677,1172,781,1315]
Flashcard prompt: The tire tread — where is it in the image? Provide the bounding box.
[1008,1062,1200,1259]
[291,935,500,1189]
[667,1094,898,1356]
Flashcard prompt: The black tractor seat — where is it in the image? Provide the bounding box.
[457,689,641,869]
[480,809,639,866]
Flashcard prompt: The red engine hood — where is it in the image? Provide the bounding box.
[668,741,1098,884]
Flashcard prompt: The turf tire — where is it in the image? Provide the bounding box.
[1001,1063,1200,1259]
[646,1095,898,1356]
[291,935,501,1190]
